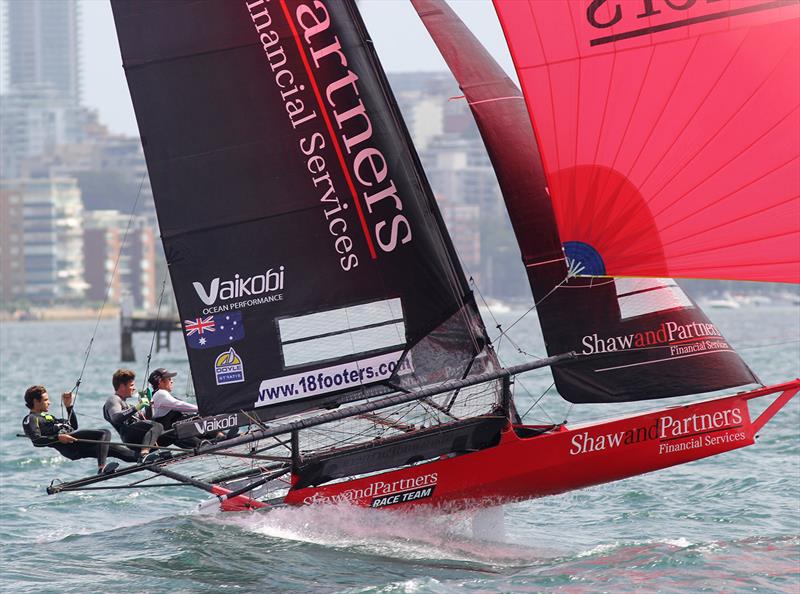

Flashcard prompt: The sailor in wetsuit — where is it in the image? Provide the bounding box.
[22,386,138,474]
[103,368,168,463]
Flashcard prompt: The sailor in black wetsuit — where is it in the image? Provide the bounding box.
[22,386,138,474]
[103,369,167,463]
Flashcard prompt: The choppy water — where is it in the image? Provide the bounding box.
[1,306,798,593]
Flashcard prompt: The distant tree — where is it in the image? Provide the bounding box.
[76,170,140,212]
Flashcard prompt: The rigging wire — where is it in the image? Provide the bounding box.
[736,338,800,351]
[496,270,573,340]
[141,278,168,393]
[518,381,556,423]
[66,171,148,415]
[468,275,506,352]
[464,270,567,424]
[563,402,575,425]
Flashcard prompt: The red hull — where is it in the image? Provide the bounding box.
[281,381,798,511]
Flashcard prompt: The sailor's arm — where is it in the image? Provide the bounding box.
[104,396,144,425]
[62,392,78,430]
[156,391,198,414]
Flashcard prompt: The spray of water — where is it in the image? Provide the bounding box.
[214,502,551,568]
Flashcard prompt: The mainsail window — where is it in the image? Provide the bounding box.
[615,278,693,320]
[279,298,406,367]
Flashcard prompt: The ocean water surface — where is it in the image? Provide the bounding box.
[1,306,798,593]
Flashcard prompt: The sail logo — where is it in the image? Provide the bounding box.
[193,414,238,435]
[245,0,414,272]
[214,347,245,385]
[581,321,724,355]
[585,0,785,47]
[293,1,413,259]
[193,268,284,305]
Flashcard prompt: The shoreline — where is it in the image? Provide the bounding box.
[0,306,121,322]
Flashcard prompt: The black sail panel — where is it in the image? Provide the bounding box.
[413,0,758,403]
[534,270,760,403]
[112,0,489,416]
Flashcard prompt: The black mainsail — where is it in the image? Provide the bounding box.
[112,0,495,418]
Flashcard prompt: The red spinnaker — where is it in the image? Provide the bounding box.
[493,0,800,283]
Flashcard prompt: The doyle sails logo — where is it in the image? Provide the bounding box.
[581,321,727,356]
[214,347,245,386]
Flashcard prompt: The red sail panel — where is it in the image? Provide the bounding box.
[493,0,800,283]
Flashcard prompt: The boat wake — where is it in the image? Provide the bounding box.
[216,503,553,570]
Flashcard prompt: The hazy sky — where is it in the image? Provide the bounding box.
[79,0,515,136]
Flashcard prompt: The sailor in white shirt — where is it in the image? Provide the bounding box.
[148,368,198,431]
[148,368,232,445]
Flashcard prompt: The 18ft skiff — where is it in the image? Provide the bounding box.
[48,0,799,513]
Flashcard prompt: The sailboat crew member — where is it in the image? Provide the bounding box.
[103,369,167,463]
[147,368,227,445]
[148,368,198,446]
[148,368,197,430]
[22,386,138,474]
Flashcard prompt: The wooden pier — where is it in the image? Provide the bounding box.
[120,301,182,362]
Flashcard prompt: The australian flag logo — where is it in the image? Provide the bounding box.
[184,313,244,349]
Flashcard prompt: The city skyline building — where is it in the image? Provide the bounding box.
[22,117,157,225]
[0,184,26,304]
[83,210,156,312]
[1,0,87,179]
[5,0,81,104]
[421,134,504,218]
[437,194,481,284]
[0,177,88,303]
[0,84,89,178]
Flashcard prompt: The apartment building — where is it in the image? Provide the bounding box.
[83,210,157,311]
[0,177,87,303]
